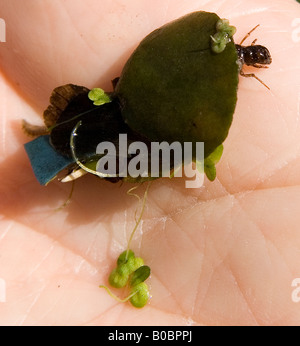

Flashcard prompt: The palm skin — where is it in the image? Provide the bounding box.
[0,0,300,325]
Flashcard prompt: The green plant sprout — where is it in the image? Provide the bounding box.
[211,19,237,53]
[88,88,111,106]
[99,183,151,308]
[203,144,224,181]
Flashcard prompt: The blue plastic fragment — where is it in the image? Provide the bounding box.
[24,135,74,185]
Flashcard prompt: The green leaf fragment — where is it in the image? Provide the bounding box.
[204,144,223,181]
[205,144,224,165]
[108,251,145,288]
[116,11,239,159]
[204,164,217,182]
[108,268,129,288]
[88,88,111,106]
[117,250,135,266]
[128,257,144,274]
[129,283,150,308]
[116,263,131,276]
[216,19,236,36]
[130,265,151,287]
[211,18,237,54]
[211,32,230,53]
[104,249,150,307]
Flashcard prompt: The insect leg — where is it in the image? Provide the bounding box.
[239,24,260,45]
[252,63,269,69]
[239,70,270,90]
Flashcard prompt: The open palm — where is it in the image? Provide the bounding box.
[0,0,300,325]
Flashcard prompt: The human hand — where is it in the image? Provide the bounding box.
[0,0,300,326]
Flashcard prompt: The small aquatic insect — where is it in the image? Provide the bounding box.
[235,24,272,89]
[22,11,272,308]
